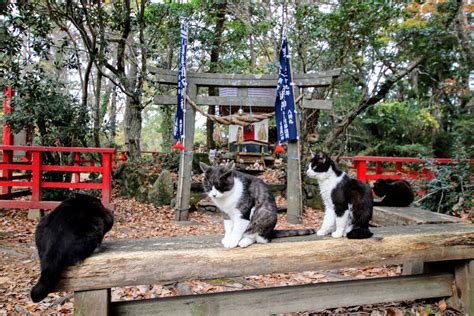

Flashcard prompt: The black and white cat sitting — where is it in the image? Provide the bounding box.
[31,193,114,302]
[373,178,414,207]
[306,151,373,239]
[200,161,315,248]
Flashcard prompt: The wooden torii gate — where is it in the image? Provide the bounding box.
[150,67,340,224]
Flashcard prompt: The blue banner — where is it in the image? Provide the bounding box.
[174,24,187,140]
[275,36,298,143]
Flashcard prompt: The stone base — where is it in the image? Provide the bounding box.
[28,209,44,220]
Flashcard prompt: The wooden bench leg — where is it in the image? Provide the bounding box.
[402,261,424,275]
[74,289,110,316]
[450,260,474,315]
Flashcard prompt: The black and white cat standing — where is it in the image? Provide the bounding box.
[306,151,373,239]
[200,161,314,248]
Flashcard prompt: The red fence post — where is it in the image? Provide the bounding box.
[395,161,403,173]
[355,160,368,182]
[101,152,112,208]
[3,87,14,146]
[72,152,80,183]
[375,161,382,175]
[31,151,43,203]
[2,88,14,196]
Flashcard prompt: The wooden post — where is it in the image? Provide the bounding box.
[375,161,382,175]
[395,161,403,173]
[101,153,112,209]
[355,160,367,182]
[450,260,474,314]
[74,289,110,316]
[402,261,424,275]
[287,87,303,224]
[28,151,43,219]
[2,88,14,197]
[175,84,197,221]
[72,153,80,183]
[1,149,12,196]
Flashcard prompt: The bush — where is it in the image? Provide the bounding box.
[416,160,473,219]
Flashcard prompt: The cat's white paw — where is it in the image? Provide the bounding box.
[221,236,230,246]
[331,231,343,238]
[317,229,329,236]
[223,237,240,248]
[238,237,254,248]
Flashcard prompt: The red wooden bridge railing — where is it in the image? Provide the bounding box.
[339,156,474,182]
[0,145,115,210]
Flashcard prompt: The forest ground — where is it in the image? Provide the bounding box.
[0,190,459,315]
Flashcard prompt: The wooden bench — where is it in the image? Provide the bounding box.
[57,223,474,315]
[372,205,465,226]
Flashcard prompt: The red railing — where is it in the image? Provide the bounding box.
[0,145,115,210]
[339,156,474,182]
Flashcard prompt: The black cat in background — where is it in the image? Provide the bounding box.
[31,193,114,302]
[373,178,414,207]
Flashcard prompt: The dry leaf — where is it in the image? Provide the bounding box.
[438,299,447,312]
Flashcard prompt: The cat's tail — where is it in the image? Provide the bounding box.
[271,229,316,239]
[346,226,373,239]
[31,257,64,302]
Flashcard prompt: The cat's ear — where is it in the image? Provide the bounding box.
[317,151,327,162]
[225,161,235,171]
[199,161,210,173]
[309,149,315,159]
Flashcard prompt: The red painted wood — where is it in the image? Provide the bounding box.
[42,165,104,173]
[3,88,13,147]
[73,153,80,183]
[355,161,367,182]
[31,151,42,202]
[101,153,112,206]
[375,162,382,175]
[1,150,13,196]
[0,163,33,171]
[42,182,102,189]
[0,145,115,210]
[339,156,474,183]
[0,145,115,153]
[0,181,33,187]
[0,200,60,210]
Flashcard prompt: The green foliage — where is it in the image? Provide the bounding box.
[360,101,438,156]
[417,161,473,218]
[154,152,180,173]
[6,75,89,149]
[452,115,474,159]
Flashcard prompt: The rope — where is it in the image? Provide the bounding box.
[185,94,305,127]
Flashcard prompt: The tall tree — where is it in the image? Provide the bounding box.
[206,2,227,150]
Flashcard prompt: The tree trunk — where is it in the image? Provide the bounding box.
[124,98,142,160]
[206,2,227,150]
[93,69,102,148]
[455,5,474,68]
[109,85,117,147]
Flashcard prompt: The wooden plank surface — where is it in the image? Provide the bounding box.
[149,67,341,84]
[451,260,474,314]
[74,289,110,316]
[372,206,465,226]
[174,83,197,221]
[110,273,453,316]
[57,224,474,292]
